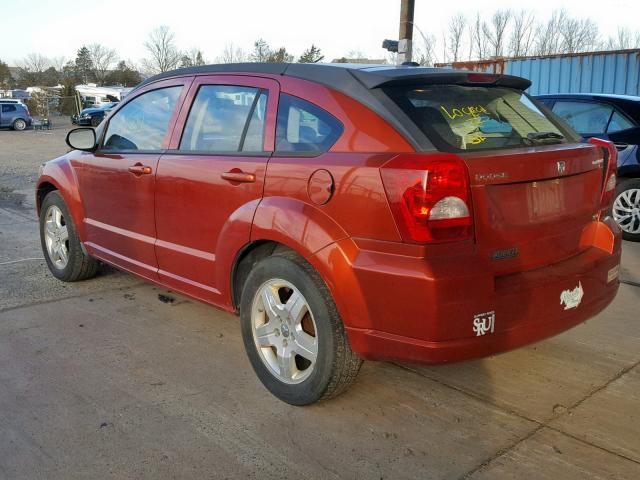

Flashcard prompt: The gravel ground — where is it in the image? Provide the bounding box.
[0,116,73,202]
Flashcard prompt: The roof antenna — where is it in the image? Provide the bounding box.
[401,61,419,67]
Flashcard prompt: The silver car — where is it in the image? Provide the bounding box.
[0,102,32,130]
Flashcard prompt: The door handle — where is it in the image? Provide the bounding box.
[221,170,256,183]
[128,163,153,175]
[614,142,629,151]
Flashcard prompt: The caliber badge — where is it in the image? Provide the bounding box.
[473,311,496,336]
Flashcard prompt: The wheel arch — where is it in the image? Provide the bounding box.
[37,159,87,241]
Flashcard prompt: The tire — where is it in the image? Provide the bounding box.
[90,116,101,127]
[13,118,27,131]
[612,178,640,242]
[39,191,99,281]
[240,249,362,405]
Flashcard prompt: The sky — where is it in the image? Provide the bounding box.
[1,0,639,67]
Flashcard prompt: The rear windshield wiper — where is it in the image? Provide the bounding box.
[527,132,564,141]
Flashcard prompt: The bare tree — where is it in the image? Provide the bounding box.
[50,56,67,73]
[483,10,511,57]
[217,43,248,63]
[19,53,50,73]
[87,43,118,84]
[447,13,466,62]
[604,27,640,50]
[509,10,536,57]
[142,26,182,73]
[558,12,599,53]
[471,13,488,60]
[413,32,438,66]
[533,11,563,55]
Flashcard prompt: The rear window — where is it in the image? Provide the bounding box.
[385,85,578,152]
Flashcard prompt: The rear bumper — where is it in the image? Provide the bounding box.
[316,220,621,365]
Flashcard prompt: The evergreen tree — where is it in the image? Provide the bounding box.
[105,61,142,87]
[75,46,94,83]
[298,44,324,63]
[251,39,271,62]
[267,47,294,63]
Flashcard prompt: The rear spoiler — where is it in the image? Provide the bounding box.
[350,68,532,91]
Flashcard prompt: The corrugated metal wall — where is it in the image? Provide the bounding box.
[435,49,640,96]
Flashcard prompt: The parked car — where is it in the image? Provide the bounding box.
[0,98,27,106]
[537,93,640,241]
[71,102,119,127]
[37,64,621,404]
[0,102,32,130]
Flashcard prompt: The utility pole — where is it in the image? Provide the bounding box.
[398,0,415,64]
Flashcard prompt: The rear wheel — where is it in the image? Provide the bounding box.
[13,118,27,131]
[39,191,99,281]
[240,250,362,405]
[613,178,640,242]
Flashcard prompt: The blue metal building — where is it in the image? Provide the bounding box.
[435,49,640,96]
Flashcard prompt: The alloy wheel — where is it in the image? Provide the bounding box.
[613,188,640,235]
[251,279,318,384]
[44,205,69,269]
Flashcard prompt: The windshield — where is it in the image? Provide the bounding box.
[384,84,579,152]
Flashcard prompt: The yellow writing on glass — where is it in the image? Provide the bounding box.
[470,135,487,144]
[440,105,488,120]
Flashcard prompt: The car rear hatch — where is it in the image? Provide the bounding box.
[462,144,604,274]
[379,73,613,274]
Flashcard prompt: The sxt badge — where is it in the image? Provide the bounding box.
[473,311,496,336]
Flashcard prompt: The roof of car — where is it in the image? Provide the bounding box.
[133,63,532,151]
[136,62,531,91]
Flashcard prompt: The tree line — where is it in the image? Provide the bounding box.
[0,26,325,91]
[414,8,640,66]
[2,9,639,91]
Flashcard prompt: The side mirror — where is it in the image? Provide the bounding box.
[66,127,96,151]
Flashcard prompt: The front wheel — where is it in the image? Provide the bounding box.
[39,191,99,281]
[612,178,640,241]
[13,118,27,131]
[90,116,101,127]
[240,250,362,405]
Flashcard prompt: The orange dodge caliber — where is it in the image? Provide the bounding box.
[37,63,621,404]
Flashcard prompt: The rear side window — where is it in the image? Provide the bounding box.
[275,94,343,154]
[102,86,182,151]
[180,85,267,153]
[607,110,635,133]
[2,104,16,113]
[552,101,613,134]
[385,85,575,152]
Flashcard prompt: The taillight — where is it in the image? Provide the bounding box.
[588,138,617,211]
[380,154,473,243]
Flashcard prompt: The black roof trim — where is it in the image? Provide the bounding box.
[134,63,289,91]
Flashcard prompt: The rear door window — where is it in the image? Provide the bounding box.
[385,85,573,152]
[2,104,17,113]
[102,86,182,151]
[552,101,613,134]
[275,94,343,154]
[179,85,267,153]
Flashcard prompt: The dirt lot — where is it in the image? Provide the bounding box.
[1,124,639,479]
